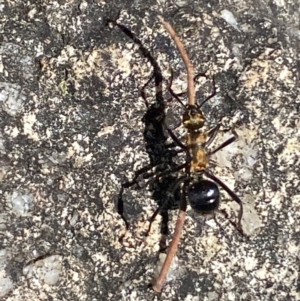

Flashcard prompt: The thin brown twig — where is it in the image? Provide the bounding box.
[152,198,187,292]
[151,16,193,293]
[159,16,195,106]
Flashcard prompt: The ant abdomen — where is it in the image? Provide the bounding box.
[187,180,220,213]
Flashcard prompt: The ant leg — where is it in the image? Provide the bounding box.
[207,123,239,152]
[213,210,241,237]
[206,124,221,147]
[204,170,243,233]
[208,133,237,156]
[218,209,244,236]
[107,16,163,108]
[167,68,209,104]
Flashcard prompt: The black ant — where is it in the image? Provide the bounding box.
[150,16,244,292]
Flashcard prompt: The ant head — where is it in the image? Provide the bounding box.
[182,105,205,130]
[187,179,219,213]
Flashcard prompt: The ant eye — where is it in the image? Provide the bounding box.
[187,180,220,213]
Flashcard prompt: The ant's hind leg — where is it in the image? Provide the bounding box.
[217,208,244,236]
[204,170,244,234]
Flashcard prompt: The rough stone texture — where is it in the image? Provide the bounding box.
[0,1,299,301]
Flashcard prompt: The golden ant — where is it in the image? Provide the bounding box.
[107,15,244,293]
